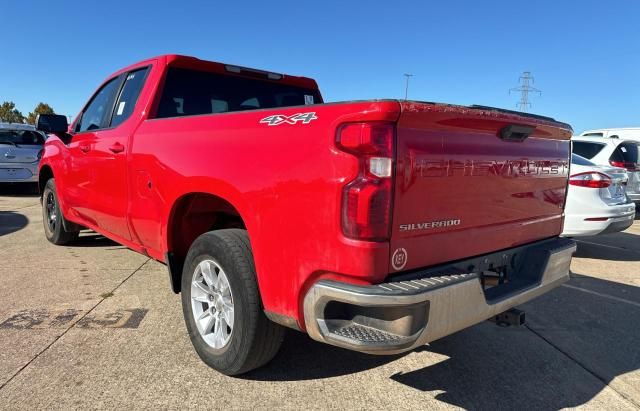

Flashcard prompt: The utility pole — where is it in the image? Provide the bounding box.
[403,73,414,100]
[509,71,541,112]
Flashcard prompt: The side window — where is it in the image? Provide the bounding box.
[77,77,121,132]
[111,67,149,128]
[572,141,605,159]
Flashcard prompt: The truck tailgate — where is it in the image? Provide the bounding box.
[390,102,572,272]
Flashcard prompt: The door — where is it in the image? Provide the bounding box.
[88,67,150,241]
[67,67,149,241]
[66,76,123,223]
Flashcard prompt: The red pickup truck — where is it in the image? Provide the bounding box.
[36,55,576,375]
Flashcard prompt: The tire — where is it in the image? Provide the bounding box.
[181,229,285,375]
[41,178,79,245]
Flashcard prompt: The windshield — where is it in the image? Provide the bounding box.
[0,130,45,146]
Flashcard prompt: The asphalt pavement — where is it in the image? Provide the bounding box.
[0,184,639,410]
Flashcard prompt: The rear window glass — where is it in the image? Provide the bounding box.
[610,142,640,164]
[0,130,45,145]
[582,132,603,137]
[154,67,322,118]
[572,141,605,159]
[571,153,594,166]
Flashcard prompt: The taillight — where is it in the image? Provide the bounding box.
[336,122,394,241]
[569,172,611,188]
[610,160,639,171]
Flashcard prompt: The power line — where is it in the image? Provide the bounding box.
[403,74,414,100]
[509,71,541,112]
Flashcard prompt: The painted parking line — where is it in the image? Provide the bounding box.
[562,284,640,309]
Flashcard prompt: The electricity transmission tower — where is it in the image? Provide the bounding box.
[510,71,541,112]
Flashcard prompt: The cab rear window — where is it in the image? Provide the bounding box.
[572,141,605,159]
[154,67,322,118]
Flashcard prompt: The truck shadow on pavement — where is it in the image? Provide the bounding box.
[0,211,28,236]
[574,232,640,261]
[247,275,639,409]
[390,274,640,409]
[0,183,39,197]
[246,330,408,381]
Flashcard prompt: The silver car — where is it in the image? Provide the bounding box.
[0,123,46,183]
[572,136,640,203]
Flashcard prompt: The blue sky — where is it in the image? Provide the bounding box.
[2,0,638,133]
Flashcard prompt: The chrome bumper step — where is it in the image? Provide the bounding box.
[303,237,576,354]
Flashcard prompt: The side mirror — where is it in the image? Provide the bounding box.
[36,114,68,134]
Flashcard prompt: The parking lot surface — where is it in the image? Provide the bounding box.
[0,186,639,410]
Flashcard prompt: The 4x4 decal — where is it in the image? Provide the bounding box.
[260,112,318,126]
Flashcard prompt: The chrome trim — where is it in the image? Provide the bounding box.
[303,240,576,354]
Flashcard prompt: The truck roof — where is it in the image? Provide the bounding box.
[109,54,319,91]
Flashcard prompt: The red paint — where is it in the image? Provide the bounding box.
[39,55,573,330]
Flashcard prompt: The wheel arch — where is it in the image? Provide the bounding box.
[38,165,54,196]
[165,191,250,293]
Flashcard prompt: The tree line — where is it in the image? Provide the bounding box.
[0,101,56,125]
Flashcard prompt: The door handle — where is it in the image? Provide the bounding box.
[109,142,125,154]
[79,143,90,153]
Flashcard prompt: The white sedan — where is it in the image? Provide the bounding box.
[562,154,636,237]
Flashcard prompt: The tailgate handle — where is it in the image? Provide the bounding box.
[499,124,534,142]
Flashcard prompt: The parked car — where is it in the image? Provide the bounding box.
[580,127,640,141]
[572,136,640,203]
[562,154,635,237]
[0,123,46,183]
[36,55,576,375]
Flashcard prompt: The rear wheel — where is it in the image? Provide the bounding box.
[181,229,285,375]
[42,179,79,245]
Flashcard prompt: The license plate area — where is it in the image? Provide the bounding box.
[0,168,29,179]
[613,183,625,198]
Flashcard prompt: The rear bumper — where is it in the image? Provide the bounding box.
[303,237,576,354]
[562,204,636,237]
[0,163,38,182]
[598,214,636,235]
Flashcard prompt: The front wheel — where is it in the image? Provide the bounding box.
[41,178,79,245]
[181,229,285,375]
